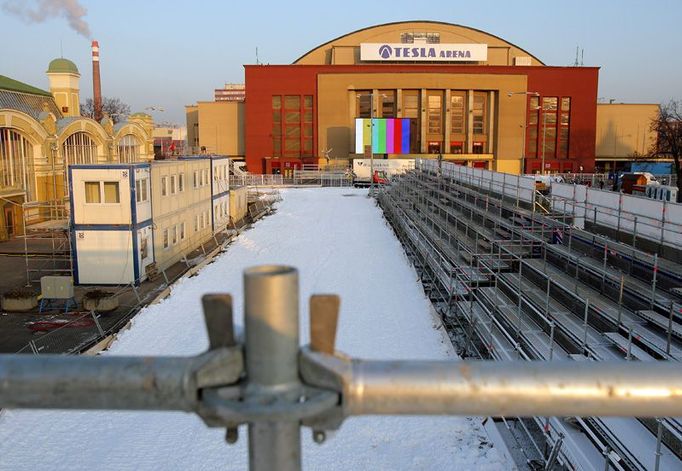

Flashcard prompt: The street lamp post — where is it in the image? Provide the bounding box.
[369,95,375,197]
[541,107,548,175]
[507,91,540,175]
[146,106,166,158]
[358,92,385,198]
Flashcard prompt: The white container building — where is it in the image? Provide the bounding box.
[150,159,213,272]
[69,163,154,285]
[179,155,231,232]
[70,156,236,285]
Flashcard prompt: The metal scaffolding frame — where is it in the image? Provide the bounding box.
[21,199,72,285]
[377,162,682,470]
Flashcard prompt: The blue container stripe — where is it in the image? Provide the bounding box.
[68,166,75,226]
[212,190,230,200]
[67,166,80,284]
[73,224,135,231]
[69,163,148,170]
[131,227,140,285]
[129,169,140,283]
[137,218,153,229]
[148,174,155,265]
[402,119,410,154]
[70,228,79,285]
[130,167,137,226]
[72,220,152,231]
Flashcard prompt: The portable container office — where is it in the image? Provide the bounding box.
[150,159,213,271]
[69,163,154,285]
[179,155,231,232]
[230,186,248,224]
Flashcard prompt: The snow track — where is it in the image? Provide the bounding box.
[0,188,509,470]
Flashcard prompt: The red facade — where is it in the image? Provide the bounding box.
[245,64,599,174]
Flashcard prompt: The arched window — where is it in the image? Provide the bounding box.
[0,128,32,194]
[62,132,97,166]
[118,134,139,163]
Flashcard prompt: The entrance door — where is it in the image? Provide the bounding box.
[4,207,14,237]
[428,141,442,154]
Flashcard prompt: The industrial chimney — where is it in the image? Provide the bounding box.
[91,40,103,122]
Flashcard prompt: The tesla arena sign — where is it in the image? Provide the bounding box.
[360,43,488,62]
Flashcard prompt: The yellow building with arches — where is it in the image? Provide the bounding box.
[0,58,154,240]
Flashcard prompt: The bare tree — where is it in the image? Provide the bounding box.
[80,97,131,124]
[650,100,682,201]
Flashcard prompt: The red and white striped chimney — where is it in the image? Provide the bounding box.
[91,40,103,122]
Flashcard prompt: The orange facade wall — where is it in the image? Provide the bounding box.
[245,64,599,173]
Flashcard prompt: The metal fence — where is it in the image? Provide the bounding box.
[230,174,284,187]
[550,182,682,253]
[231,172,353,188]
[417,159,537,205]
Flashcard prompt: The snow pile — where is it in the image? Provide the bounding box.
[0,188,509,470]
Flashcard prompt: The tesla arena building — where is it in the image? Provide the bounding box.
[243,21,599,175]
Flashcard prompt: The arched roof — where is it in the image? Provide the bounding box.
[56,117,110,147]
[294,20,544,66]
[113,121,149,142]
[0,109,51,142]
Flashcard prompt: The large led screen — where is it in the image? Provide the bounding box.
[355,118,411,154]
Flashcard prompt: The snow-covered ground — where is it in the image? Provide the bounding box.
[0,188,509,470]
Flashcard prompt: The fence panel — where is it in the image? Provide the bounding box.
[418,159,534,204]
[549,184,682,249]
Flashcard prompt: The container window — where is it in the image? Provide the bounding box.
[85,182,100,203]
[103,182,120,203]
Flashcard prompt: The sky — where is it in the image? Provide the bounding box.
[1,0,681,124]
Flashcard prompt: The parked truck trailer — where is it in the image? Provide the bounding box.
[352,159,415,187]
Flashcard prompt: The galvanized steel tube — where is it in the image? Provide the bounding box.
[244,265,301,471]
[344,360,682,418]
[0,355,196,411]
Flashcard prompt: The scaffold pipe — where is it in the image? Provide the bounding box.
[0,355,198,411]
[300,350,682,418]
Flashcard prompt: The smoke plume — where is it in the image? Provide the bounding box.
[2,0,91,38]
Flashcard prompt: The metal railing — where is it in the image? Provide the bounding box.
[549,184,682,254]
[230,174,284,187]
[230,172,353,188]
[2,265,682,471]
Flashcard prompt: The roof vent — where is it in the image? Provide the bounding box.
[514,56,532,66]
